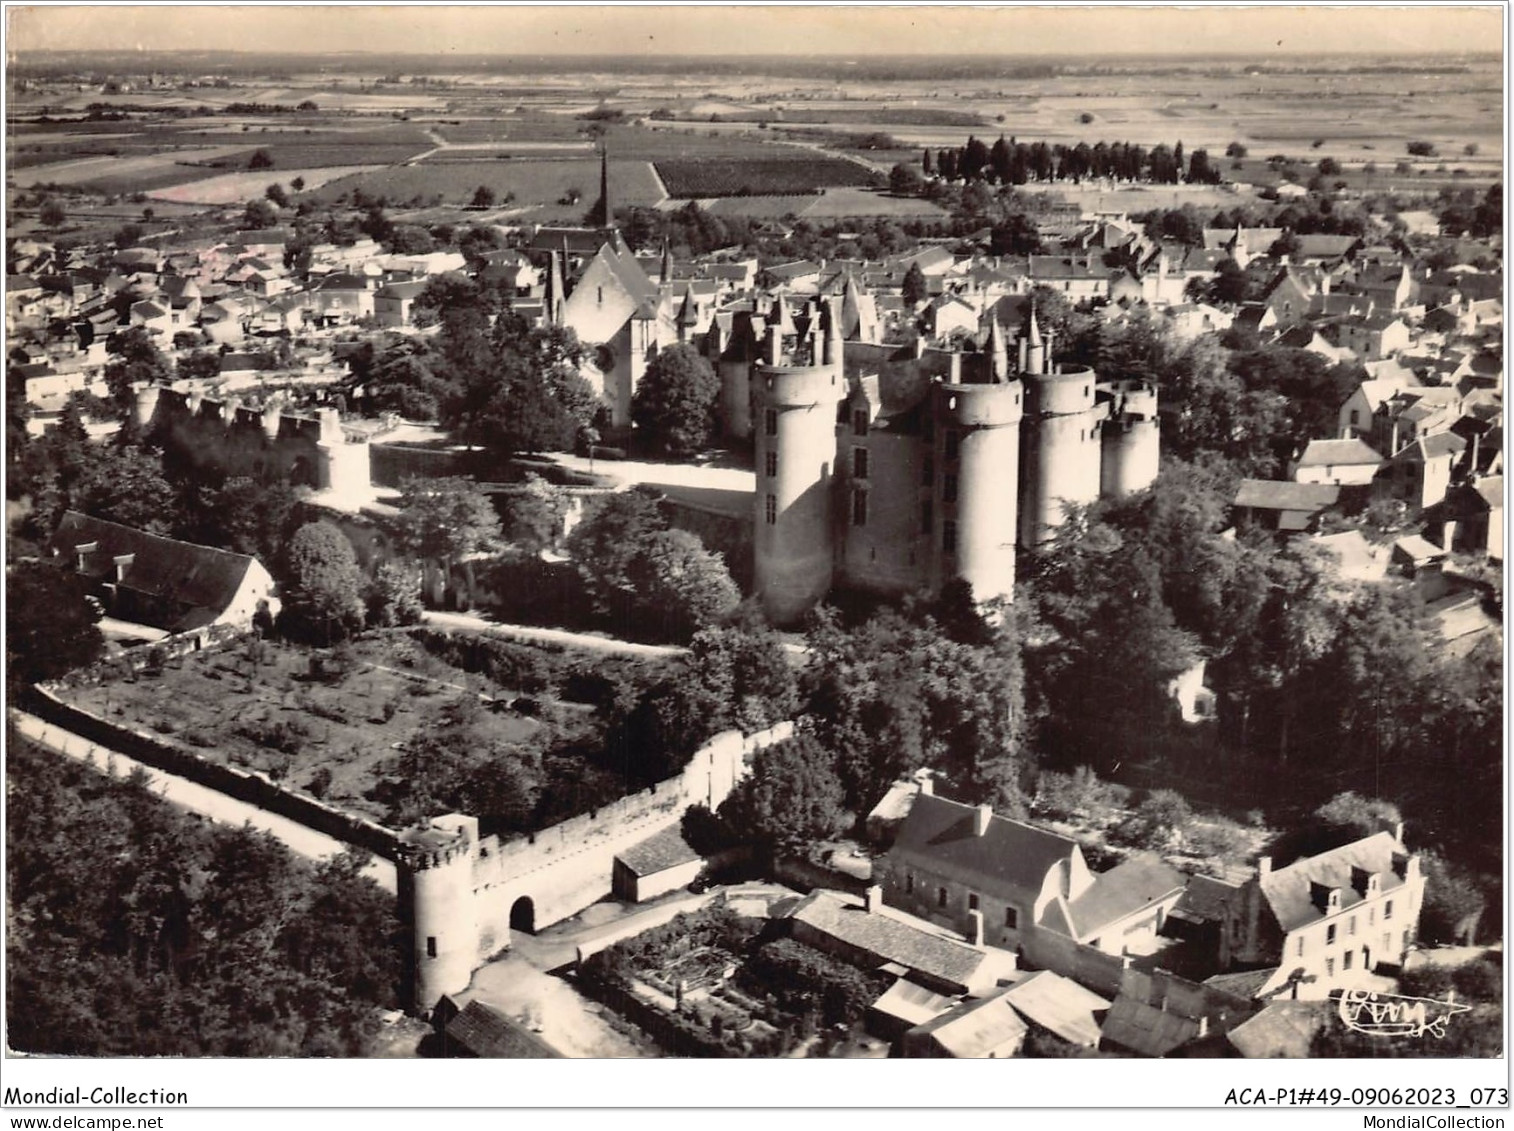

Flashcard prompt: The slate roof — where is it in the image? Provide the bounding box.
[1293,234,1359,260]
[1226,1001,1329,1058]
[907,985,1027,1057]
[375,280,428,300]
[1171,874,1245,925]
[49,511,261,633]
[1100,995,1201,1057]
[1065,853,1185,940]
[870,978,958,1029]
[1001,970,1110,1048]
[615,825,700,877]
[1234,480,1341,512]
[1403,432,1468,461]
[1473,475,1504,509]
[787,889,993,993]
[1201,967,1278,1001]
[1294,438,1383,468]
[444,1000,561,1058]
[891,793,1079,900]
[1258,831,1408,934]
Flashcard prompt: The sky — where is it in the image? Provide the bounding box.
[5,4,1504,58]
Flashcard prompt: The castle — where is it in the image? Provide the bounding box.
[734,299,1160,623]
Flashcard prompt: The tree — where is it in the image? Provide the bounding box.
[470,185,497,209]
[265,183,289,208]
[103,326,170,419]
[1225,141,1248,159]
[1406,141,1437,157]
[290,176,306,192]
[1112,789,1193,849]
[499,473,567,555]
[6,561,104,687]
[566,488,667,612]
[113,222,144,250]
[247,148,275,170]
[688,617,800,733]
[39,197,67,228]
[391,476,501,598]
[888,162,923,196]
[242,198,278,230]
[718,731,847,852]
[630,344,721,457]
[901,262,928,307]
[1318,157,1342,176]
[626,529,739,640]
[365,560,424,628]
[278,521,366,643]
[446,307,597,459]
[989,212,1043,256]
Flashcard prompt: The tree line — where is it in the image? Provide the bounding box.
[923,136,1222,187]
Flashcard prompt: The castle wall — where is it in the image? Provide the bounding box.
[753,362,845,625]
[403,723,792,1014]
[718,358,754,439]
[840,429,927,596]
[142,386,362,491]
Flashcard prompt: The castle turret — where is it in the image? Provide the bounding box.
[1099,380,1160,499]
[1019,361,1104,545]
[988,318,1009,382]
[753,307,845,625]
[676,285,699,343]
[932,366,1023,605]
[399,815,480,1016]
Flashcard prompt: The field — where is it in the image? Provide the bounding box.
[148,165,387,205]
[656,157,879,199]
[60,634,550,826]
[309,156,667,212]
[694,187,950,221]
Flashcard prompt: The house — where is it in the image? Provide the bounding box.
[557,242,665,428]
[1232,480,1341,533]
[1099,966,1250,1057]
[901,983,1027,1058]
[998,969,1111,1049]
[1289,437,1384,487]
[880,787,1091,955]
[786,887,1017,997]
[1338,314,1411,362]
[759,260,823,293]
[1225,1000,1330,1058]
[1170,828,1425,1002]
[867,977,957,1042]
[1293,233,1360,264]
[438,999,560,1058]
[374,280,429,328]
[129,299,171,337]
[1370,385,1462,457]
[1163,302,1233,343]
[880,789,1184,962]
[309,273,376,324]
[611,825,703,903]
[1435,475,1504,560]
[1378,431,1467,511]
[47,511,279,637]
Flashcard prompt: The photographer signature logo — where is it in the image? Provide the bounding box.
[1338,988,1471,1039]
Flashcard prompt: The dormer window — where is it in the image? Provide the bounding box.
[73,542,98,573]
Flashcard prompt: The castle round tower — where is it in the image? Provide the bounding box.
[1100,381,1161,499]
[931,371,1023,606]
[752,312,845,625]
[398,816,480,1015]
[1019,362,1104,546]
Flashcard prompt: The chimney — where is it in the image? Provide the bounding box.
[967,909,985,947]
[864,884,882,913]
[1392,820,1405,845]
[113,554,134,583]
[1197,1016,1209,1039]
[918,776,934,797]
[1257,855,1271,878]
[974,803,993,837]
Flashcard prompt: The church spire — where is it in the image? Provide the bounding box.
[598,142,612,230]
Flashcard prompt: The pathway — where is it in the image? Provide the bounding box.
[420,609,689,659]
